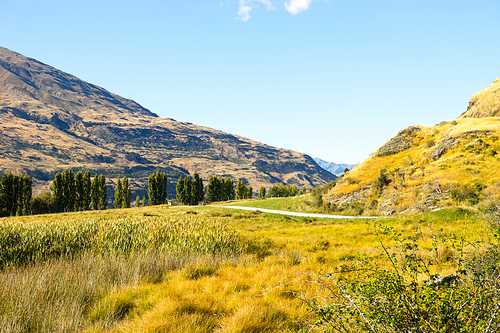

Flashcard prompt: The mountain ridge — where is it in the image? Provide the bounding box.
[0,46,336,197]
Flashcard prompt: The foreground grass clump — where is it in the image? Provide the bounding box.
[0,215,241,266]
[0,253,232,333]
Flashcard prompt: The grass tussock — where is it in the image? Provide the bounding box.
[0,252,218,333]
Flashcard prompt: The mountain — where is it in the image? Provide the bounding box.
[0,46,336,196]
[325,78,500,215]
[313,158,356,176]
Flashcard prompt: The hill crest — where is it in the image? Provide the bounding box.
[326,78,500,215]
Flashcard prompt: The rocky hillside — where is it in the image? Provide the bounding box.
[325,78,500,215]
[0,46,336,196]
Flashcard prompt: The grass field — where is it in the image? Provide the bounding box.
[224,195,317,213]
[0,201,493,332]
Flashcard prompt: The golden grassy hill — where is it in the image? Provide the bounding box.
[461,78,500,118]
[326,79,500,215]
[0,46,335,196]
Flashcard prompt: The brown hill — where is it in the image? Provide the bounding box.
[325,78,500,215]
[0,46,335,197]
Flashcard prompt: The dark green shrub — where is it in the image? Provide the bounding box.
[296,223,500,332]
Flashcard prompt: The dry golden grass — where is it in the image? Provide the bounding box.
[460,78,500,118]
[0,205,488,332]
[327,117,500,213]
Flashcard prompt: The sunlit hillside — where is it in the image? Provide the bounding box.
[326,78,500,215]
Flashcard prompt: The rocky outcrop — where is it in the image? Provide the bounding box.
[460,78,500,118]
[376,126,421,157]
[430,138,460,160]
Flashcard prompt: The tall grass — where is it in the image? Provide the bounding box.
[0,215,242,266]
[0,252,230,333]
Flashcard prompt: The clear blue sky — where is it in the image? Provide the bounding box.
[1,0,500,164]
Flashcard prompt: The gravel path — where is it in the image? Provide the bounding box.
[220,206,378,219]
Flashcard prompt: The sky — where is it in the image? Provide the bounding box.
[1,0,500,164]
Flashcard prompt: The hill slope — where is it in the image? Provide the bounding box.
[326,78,500,215]
[0,46,336,196]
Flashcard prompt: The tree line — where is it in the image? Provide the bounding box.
[1,168,307,216]
[0,172,32,216]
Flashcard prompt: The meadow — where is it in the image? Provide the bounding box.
[0,200,496,332]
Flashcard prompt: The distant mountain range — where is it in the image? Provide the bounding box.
[313,158,356,176]
[0,46,336,197]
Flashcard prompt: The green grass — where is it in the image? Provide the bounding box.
[225,195,318,213]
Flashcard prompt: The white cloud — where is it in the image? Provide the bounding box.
[285,0,312,15]
[238,2,252,21]
[237,0,314,21]
[237,0,277,21]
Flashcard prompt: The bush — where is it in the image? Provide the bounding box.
[295,222,500,332]
[450,182,486,205]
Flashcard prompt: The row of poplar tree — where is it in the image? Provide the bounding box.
[1,168,301,216]
[175,174,254,204]
[0,173,32,216]
[52,170,108,212]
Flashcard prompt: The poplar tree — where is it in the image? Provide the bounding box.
[224,178,235,201]
[236,179,246,200]
[245,185,253,199]
[176,176,185,203]
[91,174,100,210]
[0,173,19,215]
[122,176,131,208]
[259,186,266,199]
[135,195,141,208]
[52,172,64,212]
[192,171,204,204]
[62,170,76,212]
[20,174,32,215]
[206,176,218,203]
[83,170,92,210]
[148,172,168,206]
[75,171,85,211]
[113,178,123,209]
[98,174,107,210]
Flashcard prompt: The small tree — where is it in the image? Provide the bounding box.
[83,170,92,211]
[91,174,100,210]
[176,176,185,204]
[122,176,131,208]
[236,179,246,200]
[135,195,141,207]
[148,172,168,206]
[192,171,204,204]
[75,171,85,211]
[113,178,123,209]
[259,186,266,199]
[97,174,107,210]
[245,185,253,199]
